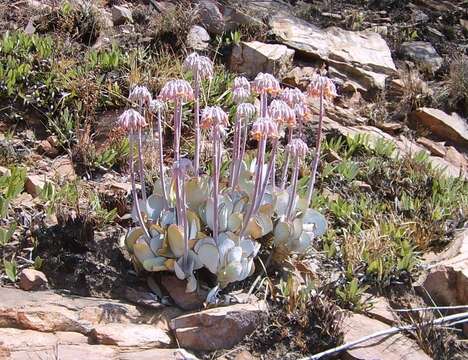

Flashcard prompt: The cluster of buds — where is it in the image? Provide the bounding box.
[269,99,296,128]
[250,117,279,141]
[183,53,214,80]
[118,108,147,131]
[159,79,194,103]
[232,76,251,104]
[307,73,337,100]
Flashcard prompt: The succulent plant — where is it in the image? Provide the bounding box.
[120,53,335,294]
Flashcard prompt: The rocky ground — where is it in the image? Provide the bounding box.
[0,0,467,359]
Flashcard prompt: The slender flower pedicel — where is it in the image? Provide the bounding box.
[201,106,228,246]
[285,138,308,220]
[183,53,213,175]
[149,99,168,209]
[160,79,194,162]
[306,73,337,206]
[118,109,150,240]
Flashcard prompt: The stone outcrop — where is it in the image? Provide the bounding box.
[343,313,431,360]
[411,108,468,146]
[400,41,443,72]
[268,14,396,92]
[19,269,48,291]
[171,301,267,351]
[230,41,294,78]
[0,287,198,359]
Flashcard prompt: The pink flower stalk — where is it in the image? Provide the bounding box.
[118,109,150,240]
[285,138,308,220]
[231,103,256,190]
[129,85,152,108]
[201,106,228,246]
[183,53,213,175]
[232,76,251,104]
[149,99,168,209]
[306,74,337,206]
[252,73,281,117]
[173,158,193,266]
[240,117,278,238]
[160,80,194,162]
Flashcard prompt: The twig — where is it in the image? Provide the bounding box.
[298,312,468,360]
[394,305,468,313]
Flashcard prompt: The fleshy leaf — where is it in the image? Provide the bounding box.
[125,227,145,253]
[168,224,185,258]
[197,243,220,274]
[134,238,155,264]
[146,194,165,222]
[302,209,328,237]
[142,256,167,271]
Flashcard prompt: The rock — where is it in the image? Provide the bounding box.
[120,348,199,360]
[90,323,171,348]
[363,295,395,325]
[24,19,36,35]
[411,108,468,146]
[198,0,225,35]
[282,66,317,90]
[186,25,211,51]
[416,229,468,307]
[343,313,431,360]
[160,274,207,311]
[19,269,48,291]
[0,287,153,333]
[171,301,267,351]
[377,122,403,134]
[269,14,396,91]
[25,174,46,197]
[400,41,443,72]
[112,5,133,26]
[417,137,447,157]
[52,157,76,181]
[0,166,10,176]
[461,19,468,32]
[37,139,59,157]
[444,146,467,169]
[230,41,294,78]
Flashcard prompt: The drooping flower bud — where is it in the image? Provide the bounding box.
[251,117,279,141]
[159,79,194,102]
[307,73,337,100]
[252,73,281,96]
[129,85,152,107]
[232,76,251,104]
[183,53,214,80]
[286,138,308,159]
[118,109,147,131]
[269,99,296,127]
[280,87,306,107]
[200,106,229,131]
[149,99,165,114]
[236,103,256,120]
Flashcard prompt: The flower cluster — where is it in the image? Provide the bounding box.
[118,58,335,295]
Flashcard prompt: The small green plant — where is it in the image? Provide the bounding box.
[3,258,18,282]
[0,223,16,246]
[336,159,360,181]
[336,278,369,311]
[373,138,396,158]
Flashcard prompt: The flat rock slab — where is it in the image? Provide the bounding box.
[230,40,294,77]
[0,287,147,334]
[0,287,199,360]
[343,313,431,360]
[91,323,172,348]
[412,108,468,147]
[171,301,267,351]
[269,13,396,91]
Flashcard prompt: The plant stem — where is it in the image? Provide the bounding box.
[181,178,189,267]
[255,138,278,213]
[174,99,182,162]
[137,126,147,205]
[194,72,201,176]
[306,86,324,206]
[233,119,248,190]
[129,131,150,240]
[230,115,241,188]
[260,93,267,117]
[156,108,168,209]
[280,128,293,190]
[239,136,266,238]
[212,126,220,246]
[286,156,299,221]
